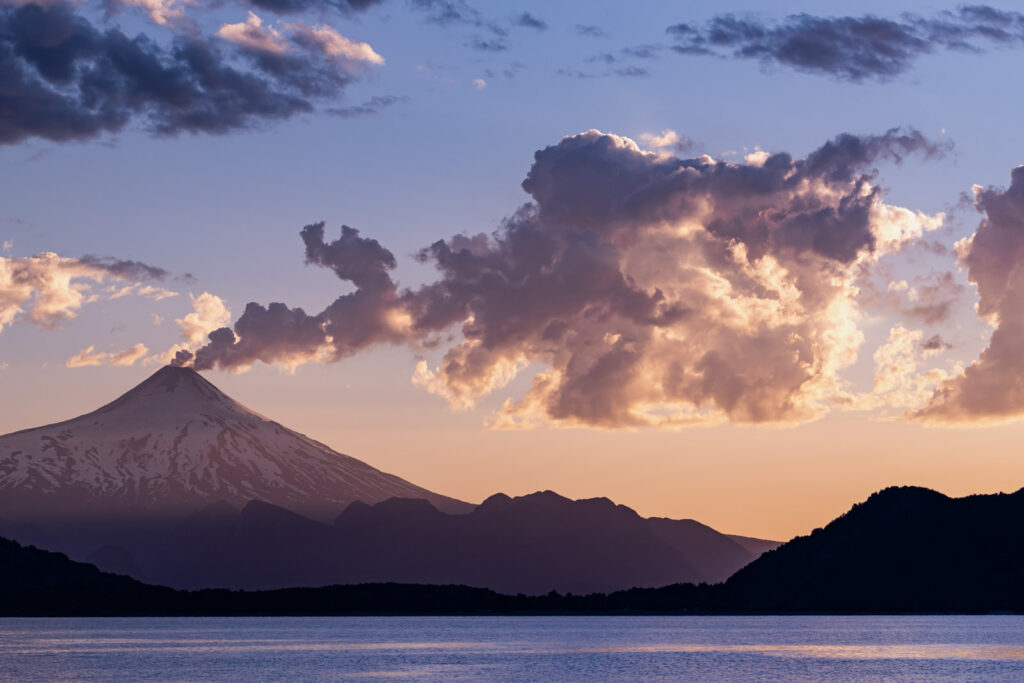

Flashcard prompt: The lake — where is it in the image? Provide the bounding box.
[1,615,1023,681]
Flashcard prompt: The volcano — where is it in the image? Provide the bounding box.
[0,366,470,521]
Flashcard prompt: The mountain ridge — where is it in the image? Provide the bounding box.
[3,484,1022,614]
[85,489,778,593]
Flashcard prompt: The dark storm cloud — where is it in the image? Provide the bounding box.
[666,6,1024,81]
[916,166,1024,422]
[194,128,943,428]
[0,1,370,145]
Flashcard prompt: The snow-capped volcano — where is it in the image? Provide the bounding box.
[0,366,470,520]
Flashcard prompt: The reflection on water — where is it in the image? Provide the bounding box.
[2,615,1023,681]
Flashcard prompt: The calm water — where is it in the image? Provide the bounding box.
[1,616,1023,681]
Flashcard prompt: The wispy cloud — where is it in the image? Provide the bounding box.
[667,6,1024,82]
[66,342,149,368]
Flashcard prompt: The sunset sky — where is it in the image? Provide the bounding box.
[4,0,1024,540]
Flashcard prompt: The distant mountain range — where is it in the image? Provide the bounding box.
[3,485,1022,615]
[0,366,776,593]
[77,490,771,594]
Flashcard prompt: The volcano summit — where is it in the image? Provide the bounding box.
[0,366,470,521]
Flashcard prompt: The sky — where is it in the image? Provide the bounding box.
[4,0,1024,540]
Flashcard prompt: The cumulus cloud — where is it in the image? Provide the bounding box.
[915,166,1024,422]
[855,325,954,412]
[66,342,149,367]
[178,292,232,345]
[667,6,1024,82]
[0,251,171,333]
[194,128,945,428]
[638,129,693,153]
[0,1,383,146]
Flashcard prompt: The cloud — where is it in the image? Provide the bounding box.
[108,283,178,301]
[865,270,966,324]
[328,94,407,118]
[178,292,232,345]
[76,256,170,281]
[0,1,382,146]
[193,223,409,372]
[513,12,545,31]
[467,36,507,52]
[588,44,662,65]
[194,128,944,428]
[242,0,379,16]
[66,342,148,367]
[857,325,953,411]
[915,166,1024,422]
[0,251,172,333]
[638,129,694,153]
[217,12,289,54]
[922,333,952,357]
[409,0,481,27]
[575,24,606,38]
[287,22,384,65]
[902,271,965,324]
[666,6,1024,82]
[216,14,384,71]
[472,77,486,89]
[106,0,191,29]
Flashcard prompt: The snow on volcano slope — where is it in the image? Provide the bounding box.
[0,366,470,519]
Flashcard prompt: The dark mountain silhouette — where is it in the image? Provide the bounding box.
[3,485,1022,615]
[718,485,1024,613]
[91,491,775,594]
[0,365,471,523]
